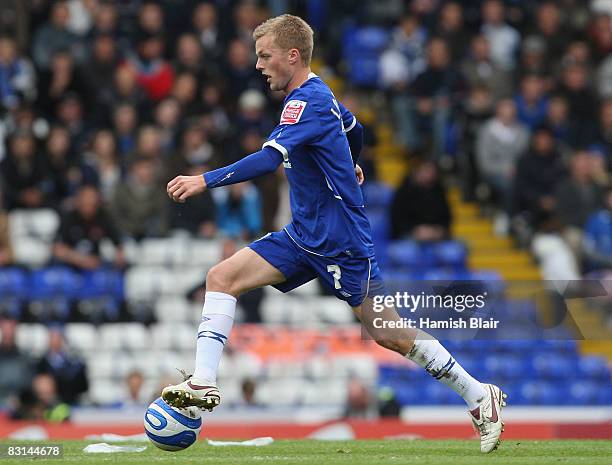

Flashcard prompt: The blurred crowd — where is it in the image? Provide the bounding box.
[1,0,612,413]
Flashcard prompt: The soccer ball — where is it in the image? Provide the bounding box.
[144,397,202,451]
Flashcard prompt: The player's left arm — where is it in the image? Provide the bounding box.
[337,101,364,166]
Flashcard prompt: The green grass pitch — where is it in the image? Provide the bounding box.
[1,439,611,464]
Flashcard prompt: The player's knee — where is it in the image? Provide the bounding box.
[374,336,411,356]
[205,263,238,296]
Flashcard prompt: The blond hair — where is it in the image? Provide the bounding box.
[253,14,314,66]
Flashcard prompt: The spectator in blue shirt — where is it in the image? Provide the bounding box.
[212,182,262,240]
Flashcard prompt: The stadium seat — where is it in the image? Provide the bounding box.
[362,182,394,210]
[15,323,49,356]
[433,241,468,269]
[578,355,611,381]
[311,296,355,324]
[89,378,122,405]
[0,267,28,319]
[65,323,99,352]
[154,296,194,323]
[9,209,60,243]
[188,239,222,268]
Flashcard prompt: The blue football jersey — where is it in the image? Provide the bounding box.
[262,74,374,258]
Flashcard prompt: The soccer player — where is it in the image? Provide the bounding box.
[163,14,506,453]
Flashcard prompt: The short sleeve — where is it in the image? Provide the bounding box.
[262,97,320,158]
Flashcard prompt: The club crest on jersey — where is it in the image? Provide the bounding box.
[280,100,307,124]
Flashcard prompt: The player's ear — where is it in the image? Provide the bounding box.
[288,48,300,65]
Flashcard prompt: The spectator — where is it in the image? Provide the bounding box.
[31,0,84,69]
[593,99,612,168]
[170,72,199,117]
[83,129,121,203]
[53,184,125,270]
[554,150,604,256]
[0,197,13,266]
[531,1,569,69]
[54,93,91,157]
[380,14,427,90]
[598,52,612,98]
[87,1,120,41]
[513,126,566,229]
[0,131,51,211]
[476,99,530,214]
[104,65,148,122]
[461,34,512,101]
[111,156,168,240]
[45,125,96,207]
[583,187,612,272]
[36,326,88,405]
[135,1,165,39]
[404,37,463,158]
[128,125,163,166]
[239,378,260,406]
[390,160,451,241]
[343,378,375,419]
[458,85,495,201]
[545,95,573,151]
[515,36,550,83]
[0,34,36,111]
[123,33,174,102]
[17,373,71,422]
[82,33,120,122]
[154,97,182,154]
[235,89,274,136]
[212,182,262,240]
[514,74,549,131]
[198,82,232,142]
[168,160,216,238]
[168,123,214,175]
[588,12,612,61]
[174,33,218,85]
[436,2,468,65]
[556,63,598,135]
[191,2,224,64]
[36,50,90,119]
[119,370,150,407]
[480,0,520,70]
[112,102,139,158]
[223,39,262,102]
[0,319,32,407]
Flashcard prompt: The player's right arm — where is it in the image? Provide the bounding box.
[167,147,283,203]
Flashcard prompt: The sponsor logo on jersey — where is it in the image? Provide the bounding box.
[280,100,307,124]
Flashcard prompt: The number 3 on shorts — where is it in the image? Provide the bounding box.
[327,264,342,289]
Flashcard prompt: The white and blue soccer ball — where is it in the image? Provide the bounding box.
[144,397,202,451]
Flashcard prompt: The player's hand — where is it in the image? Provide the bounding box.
[355,164,365,185]
[167,175,207,203]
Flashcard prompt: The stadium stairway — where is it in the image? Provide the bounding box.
[447,189,612,363]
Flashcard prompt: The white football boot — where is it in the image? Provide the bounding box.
[468,383,507,453]
[162,373,221,411]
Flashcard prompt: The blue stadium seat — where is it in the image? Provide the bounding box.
[78,269,124,300]
[29,267,81,299]
[362,182,394,210]
[342,26,389,87]
[578,356,611,381]
[366,209,390,246]
[0,267,29,318]
[28,267,81,322]
[520,381,564,405]
[568,380,601,405]
[531,353,578,380]
[433,241,468,269]
[484,354,526,381]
